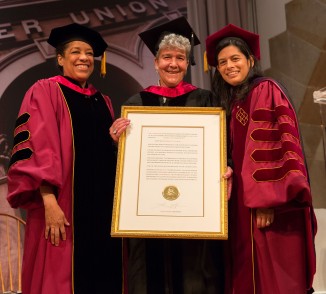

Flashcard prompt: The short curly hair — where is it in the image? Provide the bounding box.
[157,33,191,59]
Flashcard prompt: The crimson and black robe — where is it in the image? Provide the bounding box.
[7,76,125,294]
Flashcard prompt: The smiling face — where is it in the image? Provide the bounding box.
[216,45,254,86]
[155,47,189,88]
[57,40,94,87]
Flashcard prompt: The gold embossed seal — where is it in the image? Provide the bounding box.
[162,186,180,201]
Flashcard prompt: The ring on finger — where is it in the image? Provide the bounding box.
[113,129,117,135]
[266,220,271,226]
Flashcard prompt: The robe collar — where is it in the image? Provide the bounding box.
[49,75,98,96]
[142,81,197,98]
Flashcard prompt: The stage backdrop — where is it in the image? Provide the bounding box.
[0,0,189,173]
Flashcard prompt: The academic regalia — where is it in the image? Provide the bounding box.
[122,16,225,294]
[225,78,317,294]
[205,23,317,294]
[7,76,125,294]
[125,81,217,107]
[124,81,224,294]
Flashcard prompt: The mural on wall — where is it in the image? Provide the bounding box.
[0,0,187,176]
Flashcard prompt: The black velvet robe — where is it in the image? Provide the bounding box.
[124,83,225,294]
[62,80,122,294]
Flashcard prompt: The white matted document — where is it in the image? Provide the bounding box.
[111,106,228,239]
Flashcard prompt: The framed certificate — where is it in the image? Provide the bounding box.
[111,106,228,239]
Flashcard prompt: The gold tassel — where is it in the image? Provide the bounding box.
[100,52,106,77]
[203,51,209,73]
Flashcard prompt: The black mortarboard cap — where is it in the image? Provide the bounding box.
[47,23,108,57]
[139,17,200,65]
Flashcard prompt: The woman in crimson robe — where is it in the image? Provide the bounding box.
[7,23,124,294]
[205,24,317,294]
[111,17,231,294]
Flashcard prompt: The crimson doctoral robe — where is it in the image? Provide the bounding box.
[226,78,317,294]
[7,76,125,294]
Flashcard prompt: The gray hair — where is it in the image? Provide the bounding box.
[156,33,191,59]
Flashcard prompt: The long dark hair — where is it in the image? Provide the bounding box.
[212,37,263,116]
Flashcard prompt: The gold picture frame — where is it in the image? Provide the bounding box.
[111,106,228,239]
